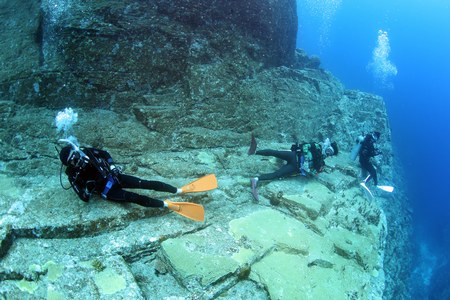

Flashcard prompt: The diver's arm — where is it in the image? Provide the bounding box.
[66,167,91,202]
[71,182,91,202]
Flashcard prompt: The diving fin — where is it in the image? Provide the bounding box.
[377,185,394,193]
[248,133,257,155]
[250,177,259,202]
[164,200,205,222]
[181,174,218,193]
[360,182,374,198]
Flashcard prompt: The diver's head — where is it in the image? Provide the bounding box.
[324,141,338,157]
[372,131,381,141]
[59,145,78,166]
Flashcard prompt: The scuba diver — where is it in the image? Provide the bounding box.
[58,139,217,221]
[352,132,394,196]
[249,137,338,201]
[359,131,381,186]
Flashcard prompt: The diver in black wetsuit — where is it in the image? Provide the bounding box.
[359,131,381,186]
[249,138,338,201]
[59,145,181,207]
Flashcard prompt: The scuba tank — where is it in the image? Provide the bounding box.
[350,135,364,161]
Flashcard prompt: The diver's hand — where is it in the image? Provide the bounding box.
[110,164,120,176]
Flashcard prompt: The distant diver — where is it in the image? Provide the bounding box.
[249,136,338,201]
[352,132,394,197]
[57,139,217,221]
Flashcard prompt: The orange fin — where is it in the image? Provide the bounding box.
[165,200,205,222]
[181,174,218,193]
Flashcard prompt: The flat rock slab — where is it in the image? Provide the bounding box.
[0,104,395,298]
[1,255,144,299]
[161,208,385,298]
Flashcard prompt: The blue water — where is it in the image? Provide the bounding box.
[296,0,450,297]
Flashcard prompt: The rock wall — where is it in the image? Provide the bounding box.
[0,0,411,298]
[0,0,296,108]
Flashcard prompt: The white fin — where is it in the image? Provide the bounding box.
[377,185,394,193]
[360,182,374,198]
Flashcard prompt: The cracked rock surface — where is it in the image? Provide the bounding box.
[0,0,412,298]
[0,107,396,299]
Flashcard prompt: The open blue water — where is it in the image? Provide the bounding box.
[296,0,450,297]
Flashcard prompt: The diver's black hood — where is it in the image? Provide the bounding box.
[59,145,72,166]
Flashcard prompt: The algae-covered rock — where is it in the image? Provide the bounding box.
[250,250,378,300]
[0,0,410,298]
[279,180,334,220]
[15,279,39,294]
[159,207,382,298]
[2,255,143,299]
[329,226,382,271]
[228,209,385,299]
[94,267,127,295]
[161,225,241,287]
[43,261,64,282]
[229,209,316,255]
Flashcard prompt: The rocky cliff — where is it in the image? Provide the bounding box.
[0,0,411,298]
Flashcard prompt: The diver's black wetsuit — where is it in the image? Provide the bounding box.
[108,175,176,207]
[255,149,298,180]
[64,147,177,207]
[255,143,325,181]
[359,134,380,185]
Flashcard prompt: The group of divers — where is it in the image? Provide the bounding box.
[58,131,393,222]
